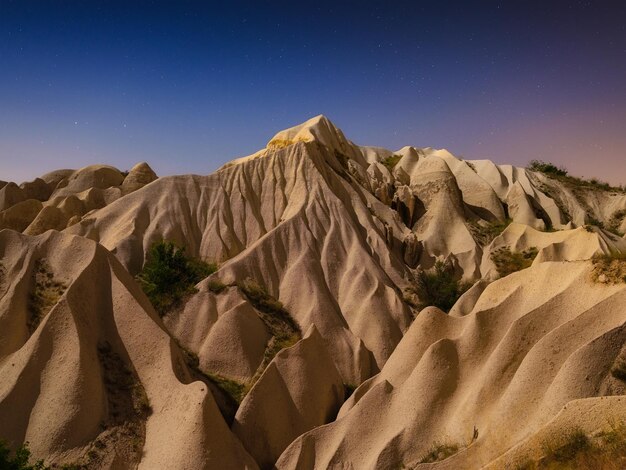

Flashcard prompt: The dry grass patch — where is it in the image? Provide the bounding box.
[28,259,66,334]
[90,340,151,468]
[238,277,302,386]
[491,246,538,278]
[178,278,302,416]
[592,253,626,284]
[529,159,626,193]
[207,278,227,294]
[418,442,460,464]
[468,218,512,246]
[518,423,626,469]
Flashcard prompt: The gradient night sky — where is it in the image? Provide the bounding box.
[1,0,625,184]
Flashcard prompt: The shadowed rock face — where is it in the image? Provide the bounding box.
[1,116,626,469]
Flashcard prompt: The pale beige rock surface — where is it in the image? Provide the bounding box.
[0,230,257,469]
[277,261,626,469]
[232,325,344,469]
[1,115,625,469]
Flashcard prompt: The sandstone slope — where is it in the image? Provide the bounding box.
[0,229,256,469]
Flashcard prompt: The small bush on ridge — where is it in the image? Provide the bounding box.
[137,241,216,316]
[413,261,471,313]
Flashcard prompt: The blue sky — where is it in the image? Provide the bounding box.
[1,0,625,184]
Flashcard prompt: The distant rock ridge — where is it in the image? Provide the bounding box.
[0,162,157,235]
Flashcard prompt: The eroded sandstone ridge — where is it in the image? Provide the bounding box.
[1,116,626,469]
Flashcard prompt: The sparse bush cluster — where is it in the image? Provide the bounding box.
[205,371,247,404]
[28,259,66,334]
[518,423,626,469]
[418,442,460,464]
[528,160,626,193]
[528,160,569,177]
[381,154,402,171]
[0,440,48,470]
[592,252,626,284]
[491,246,538,278]
[238,278,302,382]
[586,217,605,231]
[408,261,471,313]
[137,241,216,316]
[207,278,227,294]
[468,218,512,246]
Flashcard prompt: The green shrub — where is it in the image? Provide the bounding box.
[529,160,625,193]
[137,241,216,316]
[413,262,471,313]
[0,440,48,470]
[203,371,247,404]
[528,160,568,177]
[491,246,538,278]
[237,278,299,333]
[207,278,227,294]
[381,154,402,171]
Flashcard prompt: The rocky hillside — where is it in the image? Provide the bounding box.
[1,115,626,469]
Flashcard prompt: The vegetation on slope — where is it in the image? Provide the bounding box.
[238,278,302,384]
[406,261,471,313]
[137,241,216,316]
[381,154,402,171]
[91,340,151,467]
[28,259,66,334]
[468,218,512,246]
[418,442,460,464]
[179,277,302,412]
[528,160,569,178]
[592,252,626,284]
[178,344,245,422]
[491,246,538,278]
[528,159,626,193]
[518,423,626,469]
[207,278,227,294]
[0,440,48,470]
[607,209,626,236]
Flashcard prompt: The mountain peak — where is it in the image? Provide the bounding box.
[267,114,349,151]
